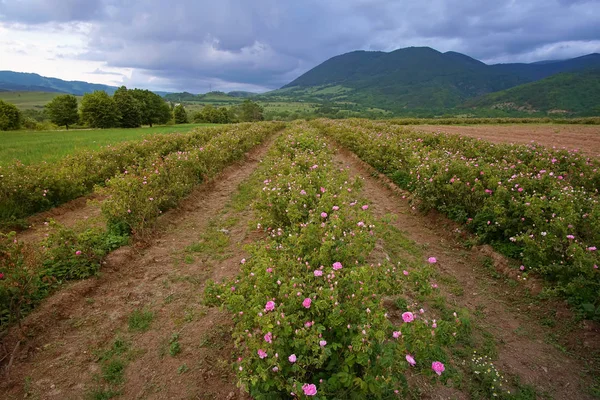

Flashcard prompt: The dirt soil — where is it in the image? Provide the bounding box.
[14,194,105,244]
[415,124,600,158]
[332,144,599,400]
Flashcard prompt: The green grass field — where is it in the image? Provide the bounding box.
[0,91,83,110]
[0,123,216,166]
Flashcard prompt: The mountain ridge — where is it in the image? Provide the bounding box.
[273,47,600,113]
[0,71,171,97]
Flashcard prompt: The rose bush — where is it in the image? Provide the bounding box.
[0,124,248,227]
[315,119,600,318]
[100,122,284,235]
[205,123,466,398]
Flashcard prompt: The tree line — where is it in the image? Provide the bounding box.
[54,87,173,129]
[0,87,264,131]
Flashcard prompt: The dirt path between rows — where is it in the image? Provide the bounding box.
[0,133,279,399]
[332,144,598,400]
[12,194,105,244]
[414,124,600,158]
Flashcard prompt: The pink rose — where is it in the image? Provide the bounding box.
[75,250,82,255]
[302,298,312,308]
[432,361,445,375]
[314,270,323,277]
[302,384,317,396]
[406,354,416,366]
[427,257,437,264]
[362,205,369,210]
[319,340,327,347]
[392,331,401,339]
[332,262,343,270]
[402,312,414,323]
[265,301,276,311]
[321,212,328,218]
[288,354,297,363]
[257,349,267,359]
[264,332,273,343]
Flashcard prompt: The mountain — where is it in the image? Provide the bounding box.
[491,54,600,81]
[0,71,118,95]
[269,47,600,113]
[227,91,257,98]
[465,68,600,116]
[163,92,200,102]
[0,71,172,97]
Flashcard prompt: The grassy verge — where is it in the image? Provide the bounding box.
[0,123,218,166]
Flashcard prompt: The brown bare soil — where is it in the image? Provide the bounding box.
[332,144,599,400]
[0,135,277,399]
[415,124,600,157]
[14,194,105,244]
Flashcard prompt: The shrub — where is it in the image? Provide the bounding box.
[0,125,231,225]
[101,122,284,235]
[314,118,600,318]
[0,223,128,330]
[0,99,21,131]
[205,123,466,398]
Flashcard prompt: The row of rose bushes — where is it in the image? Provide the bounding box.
[0,225,128,328]
[0,122,283,329]
[0,124,238,227]
[205,123,468,398]
[100,122,284,235]
[314,118,600,317]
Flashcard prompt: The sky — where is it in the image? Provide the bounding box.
[1,0,599,93]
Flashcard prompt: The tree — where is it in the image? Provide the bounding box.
[80,91,120,128]
[45,94,79,130]
[0,100,22,131]
[237,100,264,122]
[215,107,231,123]
[173,104,188,124]
[193,105,232,124]
[130,89,172,127]
[113,86,142,128]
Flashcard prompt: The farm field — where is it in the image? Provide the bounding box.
[0,91,82,110]
[175,99,319,116]
[415,124,600,157]
[0,123,217,166]
[1,120,599,399]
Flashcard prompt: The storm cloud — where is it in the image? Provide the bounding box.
[1,0,599,92]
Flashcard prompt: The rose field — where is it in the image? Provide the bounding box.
[0,120,599,399]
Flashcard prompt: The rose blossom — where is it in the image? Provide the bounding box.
[402,312,414,323]
[432,361,445,375]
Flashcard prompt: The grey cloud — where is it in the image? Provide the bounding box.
[0,0,105,23]
[2,0,600,91]
[89,68,125,76]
